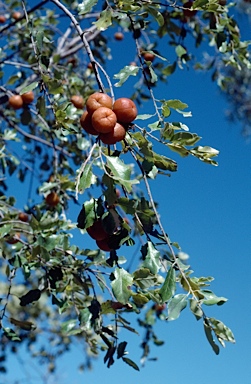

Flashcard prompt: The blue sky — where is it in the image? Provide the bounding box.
[2,3,251,384]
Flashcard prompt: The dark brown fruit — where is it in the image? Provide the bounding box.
[114,32,124,41]
[99,122,126,145]
[45,192,60,207]
[21,91,35,104]
[96,238,112,252]
[86,220,109,241]
[0,15,6,23]
[18,212,29,222]
[143,52,155,62]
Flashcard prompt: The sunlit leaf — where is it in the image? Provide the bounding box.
[168,294,187,321]
[111,268,133,304]
[114,65,139,87]
[142,242,161,275]
[159,267,176,302]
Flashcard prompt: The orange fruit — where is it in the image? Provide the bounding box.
[86,92,113,114]
[113,98,137,123]
[91,107,117,134]
[80,111,99,135]
[99,122,126,145]
[8,95,23,110]
[70,95,84,109]
[45,192,60,207]
[21,91,35,104]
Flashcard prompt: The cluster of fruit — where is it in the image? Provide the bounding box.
[71,92,137,145]
[86,219,113,252]
[8,91,35,109]
[0,11,22,23]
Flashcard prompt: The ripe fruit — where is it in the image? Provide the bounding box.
[114,32,124,41]
[12,11,22,20]
[6,233,20,244]
[80,111,99,135]
[113,98,137,124]
[70,95,84,109]
[18,212,29,222]
[0,15,6,23]
[92,107,117,133]
[96,238,112,252]
[99,122,126,145]
[86,92,113,114]
[87,62,93,69]
[183,1,197,18]
[8,95,23,110]
[21,91,35,104]
[143,52,155,62]
[86,220,109,241]
[45,192,60,207]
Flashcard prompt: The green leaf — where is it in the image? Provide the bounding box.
[142,242,160,275]
[105,156,139,193]
[114,65,139,87]
[61,319,78,335]
[78,162,97,194]
[3,327,21,342]
[78,0,98,14]
[159,267,176,302]
[122,357,140,371]
[189,299,203,320]
[117,341,127,359]
[175,45,187,58]
[209,318,235,344]
[136,114,155,120]
[149,66,158,83]
[111,268,133,304]
[204,321,220,355]
[153,153,177,172]
[201,290,228,306]
[93,9,113,31]
[20,82,38,95]
[167,294,187,321]
[145,6,164,27]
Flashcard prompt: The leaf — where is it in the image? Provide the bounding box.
[19,289,41,306]
[3,327,21,342]
[20,82,38,95]
[175,45,187,58]
[93,9,113,31]
[105,156,139,193]
[145,6,164,26]
[114,65,139,87]
[153,153,177,172]
[204,320,220,355]
[122,357,140,371]
[10,318,36,331]
[149,66,158,83]
[111,268,133,304]
[136,114,155,120]
[201,290,228,306]
[189,299,203,320]
[167,294,187,321]
[142,242,160,275]
[78,162,97,194]
[117,341,127,359]
[78,0,98,14]
[159,267,176,302]
[209,318,235,344]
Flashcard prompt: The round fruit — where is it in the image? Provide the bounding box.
[87,62,93,69]
[18,212,29,222]
[96,238,112,252]
[45,192,60,207]
[12,11,22,20]
[114,32,124,41]
[80,111,99,135]
[8,95,23,110]
[86,92,113,114]
[86,220,109,241]
[99,122,126,145]
[113,98,137,124]
[183,1,197,18]
[21,91,35,104]
[92,107,117,133]
[70,95,84,109]
[6,233,20,244]
[143,52,155,62]
[0,15,6,23]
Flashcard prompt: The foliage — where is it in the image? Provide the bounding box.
[1,0,247,378]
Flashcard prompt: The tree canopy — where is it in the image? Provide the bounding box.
[0,0,249,377]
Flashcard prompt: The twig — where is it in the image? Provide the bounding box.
[75,142,98,200]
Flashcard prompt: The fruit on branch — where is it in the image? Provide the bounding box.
[0,15,6,23]
[183,1,197,19]
[91,107,117,133]
[80,111,99,135]
[86,220,109,241]
[70,95,84,109]
[114,32,124,41]
[96,238,112,252]
[18,212,29,222]
[12,11,22,20]
[8,95,23,110]
[86,92,113,114]
[21,91,35,104]
[113,98,137,123]
[6,233,21,244]
[45,192,60,207]
[87,62,93,70]
[143,52,155,62]
[99,122,126,145]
